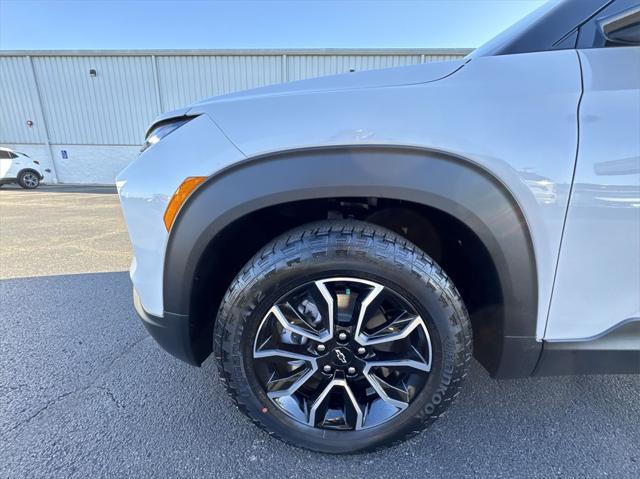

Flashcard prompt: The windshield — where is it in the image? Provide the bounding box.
[468,0,613,58]
[468,1,562,58]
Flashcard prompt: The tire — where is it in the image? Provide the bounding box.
[214,220,472,453]
[18,170,40,189]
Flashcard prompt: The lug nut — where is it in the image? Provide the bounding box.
[323,365,332,373]
[316,344,326,353]
[357,347,366,355]
[347,366,357,375]
[338,332,348,341]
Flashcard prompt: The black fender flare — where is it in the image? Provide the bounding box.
[164,146,540,377]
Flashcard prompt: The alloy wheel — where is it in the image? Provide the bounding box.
[22,172,39,188]
[252,277,432,431]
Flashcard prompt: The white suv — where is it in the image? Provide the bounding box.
[0,147,45,189]
[117,0,640,453]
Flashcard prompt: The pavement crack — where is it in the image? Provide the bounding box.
[96,385,123,409]
[2,335,149,437]
[89,334,149,385]
[3,390,76,436]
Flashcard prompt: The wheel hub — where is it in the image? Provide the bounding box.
[329,347,352,367]
[317,333,367,375]
[252,277,433,431]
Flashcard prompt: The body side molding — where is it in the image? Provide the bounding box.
[534,320,640,375]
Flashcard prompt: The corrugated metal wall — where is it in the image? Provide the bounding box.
[0,56,47,144]
[286,54,423,81]
[0,49,470,183]
[32,56,159,145]
[157,55,284,111]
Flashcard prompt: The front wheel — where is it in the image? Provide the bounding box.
[18,170,40,189]
[214,220,472,453]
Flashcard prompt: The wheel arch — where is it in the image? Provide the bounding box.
[164,146,540,377]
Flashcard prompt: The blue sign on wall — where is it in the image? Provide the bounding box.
[61,150,68,159]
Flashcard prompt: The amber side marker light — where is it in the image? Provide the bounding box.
[164,176,207,231]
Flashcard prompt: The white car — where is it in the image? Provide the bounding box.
[117,0,640,453]
[0,147,46,189]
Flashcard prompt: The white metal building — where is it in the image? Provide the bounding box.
[0,49,470,185]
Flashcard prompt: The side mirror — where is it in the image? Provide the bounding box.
[598,6,640,46]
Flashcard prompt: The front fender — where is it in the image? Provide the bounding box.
[165,146,540,377]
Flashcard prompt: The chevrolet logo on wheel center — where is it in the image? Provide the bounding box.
[334,349,347,364]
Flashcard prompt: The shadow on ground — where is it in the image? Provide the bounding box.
[1,272,638,478]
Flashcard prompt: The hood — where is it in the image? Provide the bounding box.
[187,59,467,109]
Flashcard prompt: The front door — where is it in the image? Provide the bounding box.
[546,45,640,340]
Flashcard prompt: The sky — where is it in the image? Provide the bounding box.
[0,0,547,51]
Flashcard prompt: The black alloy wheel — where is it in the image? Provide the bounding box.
[252,276,432,430]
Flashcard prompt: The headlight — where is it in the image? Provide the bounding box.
[140,117,193,153]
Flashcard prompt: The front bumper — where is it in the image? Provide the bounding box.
[133,288,205,366]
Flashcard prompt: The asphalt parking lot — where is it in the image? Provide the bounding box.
[1,185,639,478]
